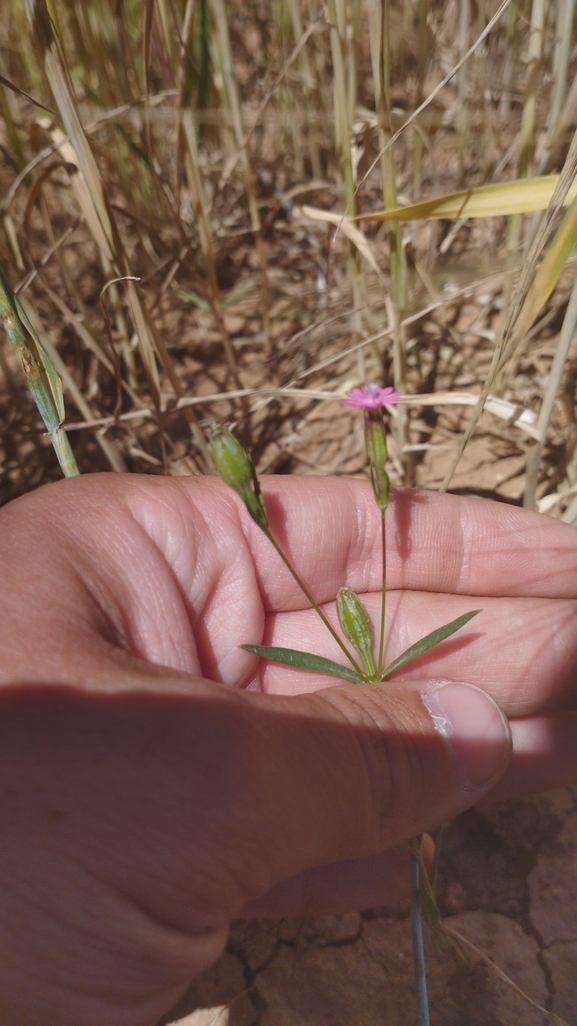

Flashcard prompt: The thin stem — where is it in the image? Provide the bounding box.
[265,530,366,679]
[377,510,386,679]
[51,425,80,477]
[430,823,445,898]
[410,845,430,1026]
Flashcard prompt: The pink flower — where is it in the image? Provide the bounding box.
[341,383,402,408]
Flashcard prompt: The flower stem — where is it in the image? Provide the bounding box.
[265,530,366,679]
[377,510,387,679]
[430,823,445,896]
[410,843,430,1026]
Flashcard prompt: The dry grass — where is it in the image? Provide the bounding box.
[0,0,576,517]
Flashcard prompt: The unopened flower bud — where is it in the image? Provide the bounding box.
[208,424,269,531]
[364,408,390,513]
[336,587,376,679]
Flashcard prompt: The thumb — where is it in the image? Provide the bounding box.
[239,677,511,889]
[0,674,510,1026]
[0,676,510,919]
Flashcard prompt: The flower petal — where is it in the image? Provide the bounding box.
[341,383,403,408]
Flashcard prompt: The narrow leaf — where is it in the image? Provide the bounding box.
[381,610,481,680]
[179,287,210,310]
[222,278,256,306]
[359,176,577,223]
[511,193,577,345]
[16,294,65,423]
[0,72,55,114]
[0,267,62,431]
[24,0,114,254]
[302,205,383,279]
[0,267,78,477]
[240,645,364,684]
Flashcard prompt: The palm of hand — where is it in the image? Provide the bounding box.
[0,473,576,1026]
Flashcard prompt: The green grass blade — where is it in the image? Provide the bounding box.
[240,645,364,684]
[380,610,482,680]
[222,278,257,306]
[179,287,210,310]
[0,268,61,431]
[15,293,65,423]
[0,267,78,477]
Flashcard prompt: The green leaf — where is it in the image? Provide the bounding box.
[179,287,210,310]
[222,278,256,306]
[0,267,78,477]
[0,267,60,432]
[240,645,364,684]
[15,293,65,424]
[381,610,481,680]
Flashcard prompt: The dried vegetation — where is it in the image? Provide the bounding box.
[0,0,576,516]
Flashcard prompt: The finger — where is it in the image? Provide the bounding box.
[483,712,577,802]
[253,711,577,903]
[8,477,575,691]
[0,474,263,683]
[20,474,577,620]
[0,668,509,1025]
[258,590,577,716]
[241,849,410,917]
[231,476,577,604]
[0,673,510,927]
[241,836,435,918]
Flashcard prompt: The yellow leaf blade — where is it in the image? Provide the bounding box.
[513,193,577,343]
[359,175,577,222]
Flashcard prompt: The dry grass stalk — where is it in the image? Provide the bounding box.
[440,125,577,493]
[366,0,408,472]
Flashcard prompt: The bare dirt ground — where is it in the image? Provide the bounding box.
[163,786,577,1026]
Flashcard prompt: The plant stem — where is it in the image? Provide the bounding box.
[51,425,80,477]
[430,823,445,898]
[265,530,366,679]
[410,845,430,1026]
[377,510,387,679]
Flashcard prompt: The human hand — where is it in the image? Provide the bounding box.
[0,473,575,1026]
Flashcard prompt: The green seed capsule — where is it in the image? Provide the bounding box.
[336,587,376,679]
[364,408,390,513]
[208,424,269,531]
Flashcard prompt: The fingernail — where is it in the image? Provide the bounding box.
[422,682,511,795]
